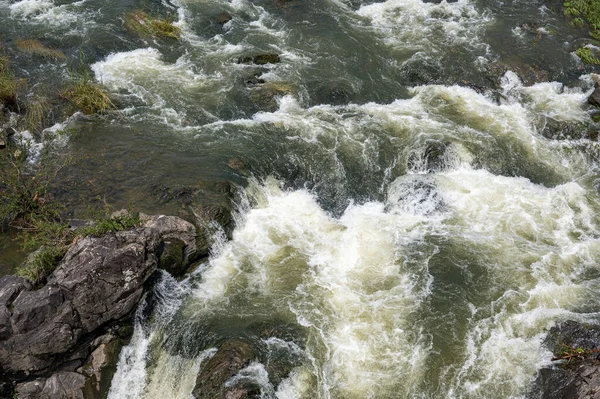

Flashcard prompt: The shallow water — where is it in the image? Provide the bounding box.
[1,0,600,397]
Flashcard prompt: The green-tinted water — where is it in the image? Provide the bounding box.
[1,0,600,397]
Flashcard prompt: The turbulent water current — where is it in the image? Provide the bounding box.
[2,0,600,397]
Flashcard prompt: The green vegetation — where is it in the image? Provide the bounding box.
[575,47,600,65]
[564,0,600,64]
[0,146,65,232]
[24,95,50,132]
[14,211,141,285]
[18,245,68,284]
[124,11,181,39]
[0,55,19,106]
[553,344,600,367]
[1,144,140,285]
[16,39,64,60]
[60,76,115,114]
[78,212,141,237]
[564,0,600,38]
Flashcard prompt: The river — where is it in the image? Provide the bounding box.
[1,0,600,397]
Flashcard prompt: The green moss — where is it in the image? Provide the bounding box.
[564,0,600,37]
[124,11,180,39]
[576,46,600,64]
[60,77,115,114]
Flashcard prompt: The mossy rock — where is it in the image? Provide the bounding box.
[237,54,281,65]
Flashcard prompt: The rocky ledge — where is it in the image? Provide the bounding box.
[0,214,203,399]
[531,320,600,399]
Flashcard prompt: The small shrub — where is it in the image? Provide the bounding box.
[60,77,115,114]
[16,39,64,60]
[124,11,180,39]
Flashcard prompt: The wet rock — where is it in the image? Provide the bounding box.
[249,82,295,111]
[486,60,549,87]
[158,237,187,277]
[142,214,200,272]
[192,339,257,399]
[223,387,255,399]
[237,54,281,65]
[519,21,541,34]
[78,338,122,397]
[244,73,266,87]
[531,321,600,399]
[588,82,600,107]
[14,378,46,399]
[16,372,89,399]
[228,158,246,172]
[407,140,453,173]
[216,11,232,25]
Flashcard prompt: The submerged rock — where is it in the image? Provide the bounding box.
[531,321,600,399]
[486,60,549,87]
[192,339,257,399]
[215,11,232,25]
[237,54,281,65]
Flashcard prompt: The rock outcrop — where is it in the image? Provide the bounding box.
[531,321,600,399]
[0,214,203,398]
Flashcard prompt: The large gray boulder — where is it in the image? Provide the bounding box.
[1,214,202,399]
[15,372,91,399]
[0,215,202,399]
[0,227,160,377]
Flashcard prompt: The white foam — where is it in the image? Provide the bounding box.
[357,0,490,52]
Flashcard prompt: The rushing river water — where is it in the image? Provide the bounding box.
[2,0,600,397]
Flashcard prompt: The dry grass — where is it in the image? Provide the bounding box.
[60,78,115,114]
[0,55,18,106]
[25,95,50,132]
[124,11,180,39]
[16,39,64,60]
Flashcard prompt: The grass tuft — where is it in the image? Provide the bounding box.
[79,213,141,237]
[16,39,64,60]
[25,95,50,132]
[124,11,180,39]
[60,77,115,114]
[17,245,67,285]
[0,55,18,106]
